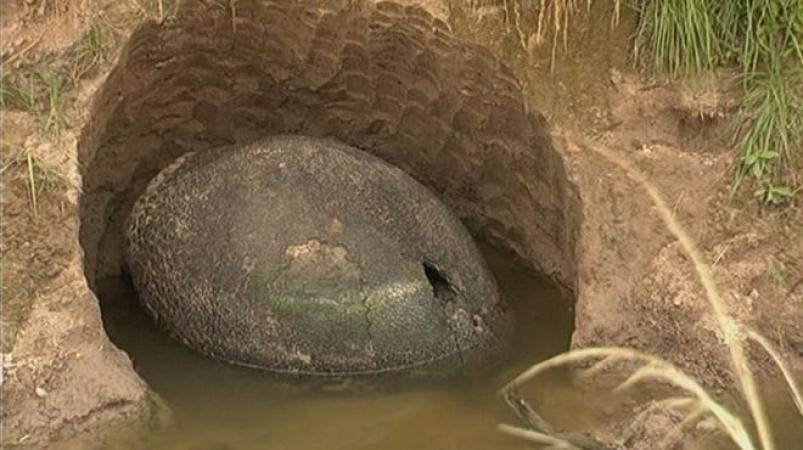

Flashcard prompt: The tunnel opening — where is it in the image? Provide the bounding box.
[422,262,454,301]
[75,0,582,445]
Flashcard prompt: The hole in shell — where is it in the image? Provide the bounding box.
[422,261,455,301]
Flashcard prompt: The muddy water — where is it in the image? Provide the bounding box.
[97,246,583,450]
[96,243,803,450]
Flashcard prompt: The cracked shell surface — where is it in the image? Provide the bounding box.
[126,135,511,376]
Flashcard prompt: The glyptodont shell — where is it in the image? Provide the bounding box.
[125,135,512,376]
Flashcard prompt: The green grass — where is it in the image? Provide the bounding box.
[1,20,113,137]
[1,141,70,216]
[495,0,802,204]
[69,23,111,83]
[634,0,720,75]
[2,144,38,215]
[0,73,38,112]
[634,0,803,204]
[40,71,68,136]
[0,70,69,136]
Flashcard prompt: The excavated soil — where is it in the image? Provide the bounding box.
[1,0,801,448]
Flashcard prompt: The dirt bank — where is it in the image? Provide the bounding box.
[1,0,801,447]
[450,0,803,435]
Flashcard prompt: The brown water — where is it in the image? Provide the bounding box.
[94,244,802,450]
[96,246,586,450]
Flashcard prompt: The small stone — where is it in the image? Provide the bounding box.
[35,386,47,397]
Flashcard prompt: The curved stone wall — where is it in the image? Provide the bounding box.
[78,0,581,295]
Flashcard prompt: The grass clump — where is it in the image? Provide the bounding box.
[40,71,68,136]
[633,0,720,75]
[0,71,68,136]
[634,0,803,204]
[0,143,66,216]
[499,138,803,450]
[490,0,801,204]
[68,23,112,83]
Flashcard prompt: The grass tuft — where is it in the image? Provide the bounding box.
[68,23,111,84]
[1,142,69,215]
[0,73,37,112]
[733,67,802,204]
[634,0,720,76]
[40,71,68,136]
[491,0,803,203]
[0,71,68,136]
[634,0,803,204]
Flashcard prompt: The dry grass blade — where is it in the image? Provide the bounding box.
[26,151,38,215]
[614,363,705,393]
[502,346,641,391]
[502,345,755,449]
[611,0,620,28]
[612,365,754,449]
[652,396,697,412]
[743,327,803,417]
[503,387,559,434]
[2,32,46,67]
[497,423,582,449]
[657,403,709,449]
[577,353,627,380]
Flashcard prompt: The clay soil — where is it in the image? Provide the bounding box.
[1,0,801,448]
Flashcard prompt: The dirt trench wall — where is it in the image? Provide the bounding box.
[78,0,581,293]
[3,0,581,445]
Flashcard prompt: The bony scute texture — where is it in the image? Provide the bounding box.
[125,135,512,376]
[79,0,580,296]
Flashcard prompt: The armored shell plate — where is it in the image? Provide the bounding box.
[126,135,511,376]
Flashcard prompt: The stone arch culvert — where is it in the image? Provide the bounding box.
[75,0,581,435]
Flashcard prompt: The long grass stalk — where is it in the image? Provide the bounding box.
[26,151,37,215]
